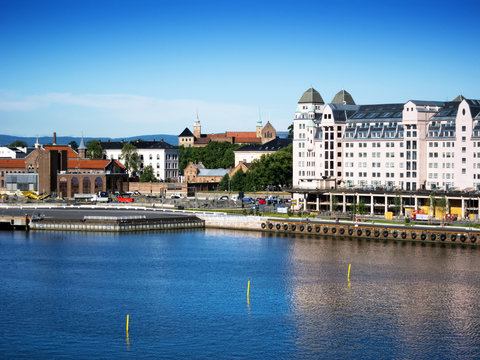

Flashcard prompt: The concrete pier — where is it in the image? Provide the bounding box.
[30,215,204,232]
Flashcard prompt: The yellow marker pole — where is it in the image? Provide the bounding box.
[247,281,250,300]
[347,264,351,282]
[126,314,129,333]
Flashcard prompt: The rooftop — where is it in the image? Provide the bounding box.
[298,87,324,104]
[235,137,292,152]
[101,140,175,150]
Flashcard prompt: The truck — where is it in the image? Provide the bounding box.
[413,213,429,221]
[91,192,110,203]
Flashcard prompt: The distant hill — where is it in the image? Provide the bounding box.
[0,134,179,147]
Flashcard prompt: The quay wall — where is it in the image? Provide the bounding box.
[199,213,264,230]
[197,214,480,246]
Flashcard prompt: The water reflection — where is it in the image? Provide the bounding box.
[284,234,480,357]
[0,229,478,359]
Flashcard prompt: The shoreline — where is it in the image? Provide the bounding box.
[1,204,479,246]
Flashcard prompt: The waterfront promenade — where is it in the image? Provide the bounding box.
[1,204,479,245]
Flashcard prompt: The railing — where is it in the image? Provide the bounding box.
[83,215,146,221]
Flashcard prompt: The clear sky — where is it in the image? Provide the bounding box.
[0,0,479,139]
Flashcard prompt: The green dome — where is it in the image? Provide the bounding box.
[307,120,316,127]
[332,89,355,105]
[453,94,466,102]
[298,87,324,104]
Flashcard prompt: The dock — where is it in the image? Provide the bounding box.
[0,206,204,232]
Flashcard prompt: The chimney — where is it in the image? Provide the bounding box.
[53,132,57,145]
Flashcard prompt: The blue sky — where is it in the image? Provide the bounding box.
[0,0,479,139]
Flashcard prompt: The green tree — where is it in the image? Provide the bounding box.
[358,199,367,215]
[178,142,241,175]
[331,195,338,212]
[69,140,78,151]
[246,143,293,190]
[230,169,246,191]
[86,140,103,159]
[287,123,294,138]
[438,195,447,215]
[219,174,230,191]
[140,165,159,182]
[9,140,27,147]
[120,142,141,175]
[394,194,402,217]
[429,194,437,217]
[350,199,357,220]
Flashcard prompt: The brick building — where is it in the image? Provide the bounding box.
[0,140,128,197]
[178,115,277,147]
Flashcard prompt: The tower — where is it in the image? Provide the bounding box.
[256,115,262,139]
[78,135,86,159]
[193,113,201,138]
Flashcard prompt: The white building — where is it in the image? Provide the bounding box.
[101,139,179,181]
[234,137,292,166]
[292,87,480,210]
[0,146,34,159]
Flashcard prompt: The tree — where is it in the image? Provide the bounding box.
[230,169,246,191]
[120,142,141,176]
[350,199,357,220]
[9,140,27,147]
[219,174,230,191]
[358,199,367,215]
[437,195,447,214]
[140,165,159,182]
[429,194,437,217]
[178,142,241,175]
[331,195,338,212]
[243,143,293,191]
[288,123,294,138]
[86,140,103,159]
[69,140,78,151]
[394,194,402,217]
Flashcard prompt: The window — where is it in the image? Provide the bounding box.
[82,177,91,194]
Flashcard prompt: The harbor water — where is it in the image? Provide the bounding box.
[0,229,479,359]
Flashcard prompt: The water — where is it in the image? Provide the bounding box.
[0,230,479,359]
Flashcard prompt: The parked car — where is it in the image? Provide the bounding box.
[267,195,278,204]
[118,194,134,203]
[241,197,255,204]
[219,195,229,201]
[256,198,266,205]
[171,193,181,199]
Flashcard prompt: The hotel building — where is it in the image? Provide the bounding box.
[292,88,480,218]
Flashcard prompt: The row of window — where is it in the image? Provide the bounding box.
[345,142,403,148]
[428,173,455,179]
[429,163,455,168]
